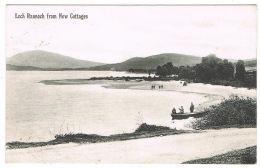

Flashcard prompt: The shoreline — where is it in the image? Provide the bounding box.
[40,78,227,110]
[6,123,199,149]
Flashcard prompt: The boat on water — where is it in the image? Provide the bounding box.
[171,111,208,120]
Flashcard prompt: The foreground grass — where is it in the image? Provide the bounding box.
[183,146,256,164]
[6,123,197,149]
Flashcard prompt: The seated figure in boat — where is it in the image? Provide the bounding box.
[190,102,194,113]
[179,106,184,114]
[171,108,176,117]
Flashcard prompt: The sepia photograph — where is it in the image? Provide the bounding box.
[4,3,257,164]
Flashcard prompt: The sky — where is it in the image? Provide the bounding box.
[6,5,257,63]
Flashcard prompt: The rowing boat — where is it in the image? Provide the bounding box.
[171,111,208,120]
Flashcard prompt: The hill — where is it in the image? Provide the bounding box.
[6,64,45,71]
[244,59,257,67]
[6,50,104,69]
[6,64,92,71]
[89,53,202,71]
[244,59,257,71]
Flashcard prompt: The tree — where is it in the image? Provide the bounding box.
[165,62,174,76]
[178,66,195,80]
[156,65,162,76]
[156,65,167,77]
[194,64,205,81]
[172,66,179,75]
[200,54,222,81]
[216,62,224,79]
[156,62,176,77]
[215,59,234,80]
[223,59,234,80]
[201,54,222,67]
[235,60,246,81]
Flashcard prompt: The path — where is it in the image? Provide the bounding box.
[6,128,256,163]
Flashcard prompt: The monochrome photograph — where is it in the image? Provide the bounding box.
[5,4,257,164]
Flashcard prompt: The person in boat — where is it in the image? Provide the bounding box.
[190,102,194,113]
[179,106,184,114]
[171,108,176,118]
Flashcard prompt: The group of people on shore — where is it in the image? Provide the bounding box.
[151,85,164,89]
[171,102,194,115]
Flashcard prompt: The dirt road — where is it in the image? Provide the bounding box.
[6,128,256,163]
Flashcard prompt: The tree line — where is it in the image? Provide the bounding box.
[155,54,255,88]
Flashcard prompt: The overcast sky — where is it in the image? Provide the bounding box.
[6,5,257,63]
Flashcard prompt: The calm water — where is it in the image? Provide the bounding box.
[6,71,208,142]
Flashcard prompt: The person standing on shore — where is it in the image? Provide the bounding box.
[190,102,194,113]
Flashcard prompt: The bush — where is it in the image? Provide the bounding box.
[134,123,171,132]
[192,95,256,129]
[183,146,256,164]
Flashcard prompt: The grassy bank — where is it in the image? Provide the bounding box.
[6,123,197,149]
[192,95,256,129]
[183,146,256,164]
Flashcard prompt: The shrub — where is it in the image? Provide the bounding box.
[183,146,256,164]
[134,123,171,132]
[192,95,256,129]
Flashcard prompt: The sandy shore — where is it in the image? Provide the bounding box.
[41,79,257,110]
[93,79,256,113]
[6,128,256,163]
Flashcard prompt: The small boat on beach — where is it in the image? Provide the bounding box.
[171,111,208,120]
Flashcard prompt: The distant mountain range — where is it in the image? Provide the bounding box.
[88,53,202,71]
[6,64,92,71]
[6,50,104,70]
[6,50,256,71]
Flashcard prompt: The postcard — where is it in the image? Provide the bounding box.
[5,4,257,164]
